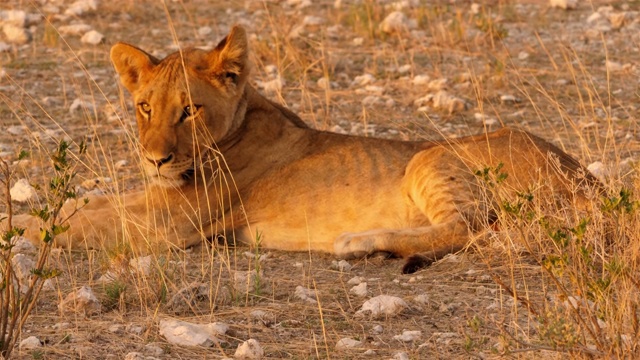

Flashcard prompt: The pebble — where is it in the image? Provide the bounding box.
[349,282,368,297]
[257,77,283,95]
[65,0,99,16]
[58,23,92,35]
[379,11,416,33]
[411,74,430,86]
[11,253,35,293]
[335,337,362,349]
[19,336,42,349]
[81,30,103,45]
[302,15,325,26]
[371,324,383,335]
[412,294,429,305]
[59,286,102,315]
[356,295,408,318]
[2,24,29,44]
[351,73,375,87]
[347,276,365,285]
[235,339,264,359]
[294,285,318,304]
[500,94,519,103]
[330,259,352,272]
[129,255,152,276]
[549,0,577,10]
[9,179,36,202]
[393,330,422,342]
[159,319,228,347]
[393,352,410,360]
[587,161,606,180]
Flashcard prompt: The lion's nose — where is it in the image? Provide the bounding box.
[146,153,174,168]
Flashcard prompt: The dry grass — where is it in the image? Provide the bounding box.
[1,0,639,358]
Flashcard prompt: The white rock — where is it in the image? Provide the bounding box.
[317,77,330,89]
[331,259,352,272]
[363,349,377,356]
[351,73,375,87]
[350,282,368,297]
[414,91,467,114]
[1,10,27,27]
[393,352,410,360]
[198,26,212,37]
[371,324,383,335]
[500,94,519,103]
[257,77,283,95]
[380,11,415,33]
[235,339,263,359]
[65,0,99,16]
[412,294,429,305]
[549,0,577,10]
[605,60,625,72]
[145,343,164,356]
[2,24,29,45]
[0,42,9,52]
[365,85,385,95]
[352,37,364,46]
[127,323,146,336]
[123,352,144,360]
[232,270,263,294]
[362,96,382,107]
[58,24,92,36]
[11,253,35,293]
[53,322,71,330]
[518,51,529,60]
[69,98,96,114]
[19,336,42,349]
[587,161,606,179]
[335,337,362,349]
[295,285,317,304]
[129,255,152,276]
[411,74,430,86]
[13,236,36,253]
[393,330,422,342]
[59,285,102,315]
[108,324,124,333]
[159,319,228,347]
[81,30,103,45]
[347,276,365,285]
[114,159,128,170]
[587,12,602,23]
[10,179,36,202]
[356,295,408,318]
[303,16,325,26]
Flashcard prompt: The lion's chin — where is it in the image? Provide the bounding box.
[150,175,186,188]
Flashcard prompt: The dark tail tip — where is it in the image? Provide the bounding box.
[402,254,435,274]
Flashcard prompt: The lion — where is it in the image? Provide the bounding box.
[10,26,599,273]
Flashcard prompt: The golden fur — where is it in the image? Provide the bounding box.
[12,26,598,272]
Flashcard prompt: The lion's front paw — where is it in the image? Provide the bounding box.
[334,232,375,259]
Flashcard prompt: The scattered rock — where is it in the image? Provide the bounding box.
[351,73,375,87]
[2,24,29,45]
[347,276,365,285]
[11,253,35,293]
[126,323,146,336]
[302,15,325,26]
[393,330,422,342]
[349,282,368,297]
[108,324,125,334]
[411,74,430,86]
[19,336,42,349]
[12,236,36,253]
[235,338,264,359]
[412,294,429,305]
[379,11,416,33]
[335,337,362,349]
[232,270,263,294]
[363,349,377,356]
[295,285,317,304]
[330,259,352,272]
[69,98,96,114]
[0,10,27,27]
[371,324,383,335]
[58,24,92,36]
[10,178,36,202]
[81,30,103,45]
[65,0,99,16]
[129,255,152,276]
[500,94,519,104]
[59,285,102,316]
[414,91,467,114]
[159,318,228,347]
[257,77,283,95]
[356,295,408,318]
[549,0,577,10]
[53,322,71,330]
[167,282,209,311]
[587,161,606,180]
[144,343,164,356]
[393,352,410,360]
[198,26,212,37]
[123,353,145,360]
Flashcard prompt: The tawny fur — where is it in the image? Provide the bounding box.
[10,26,598,272]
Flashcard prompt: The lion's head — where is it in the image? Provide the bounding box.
[110,26,250,187]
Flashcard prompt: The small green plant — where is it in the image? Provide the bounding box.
[0,140,86,358]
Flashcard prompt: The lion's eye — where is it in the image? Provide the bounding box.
[138,102,151,116]
[179,104,202,123]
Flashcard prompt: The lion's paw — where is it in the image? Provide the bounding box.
[333,233,375,259]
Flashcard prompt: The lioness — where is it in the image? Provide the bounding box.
[11,26,597,273]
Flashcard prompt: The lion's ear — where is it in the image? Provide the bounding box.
[110,43,158,93]
[208,25,249,86]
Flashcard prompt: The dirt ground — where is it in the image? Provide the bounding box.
[1,0,640,359]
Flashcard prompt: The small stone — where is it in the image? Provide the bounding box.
[587,161,606,180]
[69,98,96,114]
[351,73,375,87]
[380,11,416,33]
[53,322,71,330]
[549,0,577,10]
[198,26,212,37]
[19,336,42,349]
[2,24,30,45]
[330,259,352,272]
[393,330,422,342]
[363,349,377,356]
[167,282,209,310]
[335,337,362,349]
[349,282,368,297]
[59,285,102,315]
[393,352,410,360]
[371,324,384,335]
[108,324,125,334]
[302,16,325,26]
[81,30,103,45]
[412,294,429,305]
[235,339,263,359]
[12,236,36,253]
[11,253,35,293]
[129,255,152,276]
[347,276,365,285]
[257,77,282,95]
[58,24,92,36]
[295,286,317,304]
[9,179,36,202]
[144,343,164,356]
[500,94,519,103]
[127,323,146,336]
[411,74,430,86]
[356,295,408,318]
[518,51,529,60]
[159,319,228,347]
[317,77,330,89]
[65,0,99,16]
